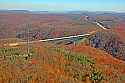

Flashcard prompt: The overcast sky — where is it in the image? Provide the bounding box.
[0,0,125,12]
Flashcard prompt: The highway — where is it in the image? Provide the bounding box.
[8,33,91,46]
[5,21,107,47]
[93,21,108,30]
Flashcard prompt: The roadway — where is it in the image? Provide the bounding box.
[5,21,108,47]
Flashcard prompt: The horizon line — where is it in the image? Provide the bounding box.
[0,9,125,13]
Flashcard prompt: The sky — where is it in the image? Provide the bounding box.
[0,0,125,12]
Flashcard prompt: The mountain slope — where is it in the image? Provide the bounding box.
[66,44,125,83]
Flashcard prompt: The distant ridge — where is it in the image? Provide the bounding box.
[0,10,49,14]
[0,10,125,14]
[0,10,30,13]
